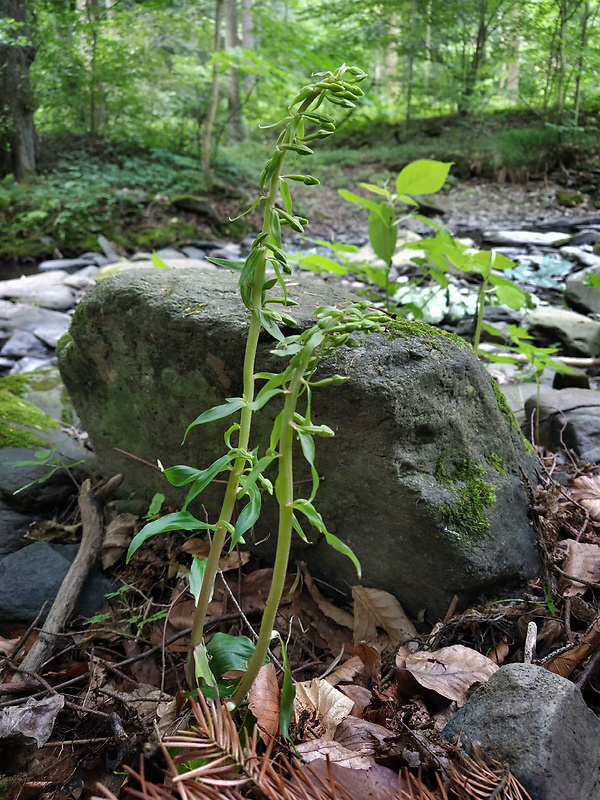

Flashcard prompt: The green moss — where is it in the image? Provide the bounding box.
[491,378,518,430]
[487,451,506,474]
[436,458,496,540]
[386,317,467,349]
[0,386,59,449]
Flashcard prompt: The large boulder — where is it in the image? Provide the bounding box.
[57,266,539,620]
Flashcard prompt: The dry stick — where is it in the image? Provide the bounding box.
[8,475,123,684]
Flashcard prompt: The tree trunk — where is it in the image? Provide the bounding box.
[224,0,243,144]
[405,0,417,129]
[202,0,223,186]
[0,0,36,180]
[458,0,488,115]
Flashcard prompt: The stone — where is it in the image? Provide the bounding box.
[171,194,218,218]
[524,387,600,462]
[442,663,600,800]
[482,230,571,247]
[568,229,600,246]
[0,271,77,312]
[523,306,600,357]
[58,266,539,620]
[565,264,600,315]
[0,501,40,558]
[0,541,113,623]
[77,252,109,267]
[552,368,590,390]
[0,331,49,359]
[0,301,71,348]
[207,243,242,260]
[559,245,600,269]
[38,258,97,272]
[97,235,119,264]
[9,356,57,374]
[130,252,154,262]
[181,246,208,259]
[155,247,186,260]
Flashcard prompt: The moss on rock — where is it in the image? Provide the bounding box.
[436,458,496,540]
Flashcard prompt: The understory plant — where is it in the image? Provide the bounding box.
[126,65,390,712]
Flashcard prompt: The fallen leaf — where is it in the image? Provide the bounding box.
[0,694,64,746]
[102,513,138,569]
[299,562,354,629]
[299,760,409,800]
[353,643,381,682]
[0,636,19,657]
[545,617,600,678]
[294,678,354,740]
[568,475,600,519]
[488,637,510,665]
[557,539,600,596]
[324,655,365,686]
[295,739,374,769]
[352,587,417,649]
[248,662,280,744]
[333,715,390,755]
[397,644,498,705]
[338,684,372,717]
[182,538,250,571]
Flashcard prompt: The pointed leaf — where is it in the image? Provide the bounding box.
[183,398,246,441]
[395,160,453,196]
[127,512,215,561]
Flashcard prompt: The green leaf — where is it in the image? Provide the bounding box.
[183,453,234,509]
[183,398,246,442]
[127,512,215,562]
[291,512,309,542]
[232,483,261,548]
[152,251,169,269]
[194,643,217,688]
[207,632,267,679]
[164,465,203,486]
[257,309,285,342]
[297,429,319,503]
[270,209,282,248]
[489,276,526,310]
[358,182,392,198]
[206,257,245,270]
[292,499,361,576]
[338,189,381,214]
[279,178,293,215]
[145,493,165,520]
[395,160,453,196]
[368,204,397,265]
[298,253,349,275]
[275,631,295,741]
[585,272,600,288]
[229,195,265,222]
[189,556,213,606]
[308,374,349,387]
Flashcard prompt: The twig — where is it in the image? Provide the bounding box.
[555,566,600,591]
[575,644,600,690]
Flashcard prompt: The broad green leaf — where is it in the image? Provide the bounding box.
[368,204,397,265]
[189,556,213,606]
[183,398,246,442]
[257,309,285,342]
[127,511,215,562]
[489,276,526,310]
[152,251,169,269]
[395,160,453,196]
[586,273,600,288]
[207,632,267,679]
[145,493,165,520]
[164,465,203,486]
[491,252,517,271]
[299,253,349,275]
[194,643,217,688]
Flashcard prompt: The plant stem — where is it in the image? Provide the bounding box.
[472,255,492,355]
[229,355,307,708]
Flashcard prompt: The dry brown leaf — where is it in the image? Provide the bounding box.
[333,715,390,755]
[489,637,510,665]
[299,562,354,629]
[557,539,600,596]
[295,739,374,769]
[352,586,417,649]
[248,662,280,744]
[0,636,19,657]
[545,617,600,678]
[568,474,600,519]
[300,760,410,800]
[294,678,354,740]
[397,644,498,705]
[182,538,250,572]
[324,655,365,686]
[337,684,372,717]
[353,642,381,681]
[101,513,138,569]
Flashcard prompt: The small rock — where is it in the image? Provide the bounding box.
[569,229,600,246]
[559,246,600,269]
[130,252,154,262]
[552,368,590,390]
[0,272,77,312]
[0,541,113,623]
[0,331,49,359]
[9,356,57,374]
[77,252,109,267]
[38,258,97,272]
[180,246,208,259]
[0,501,39,557]
[525,387,600,462]
[483,230,571,247]
[97,235,119,264]
[0,302,73,348]
[524,306,600,357]
[442,663,600,800]
[565,264,600,315]
[207,243,242,260]
[171,194,217,218]
[155,247,186,260]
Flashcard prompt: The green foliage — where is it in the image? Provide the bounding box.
[126,66,390,713]
[436,459,496,540]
